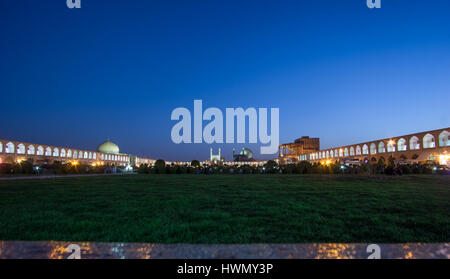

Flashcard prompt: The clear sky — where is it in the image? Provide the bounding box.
[1,0,449,161]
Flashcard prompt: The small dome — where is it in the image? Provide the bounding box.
[97,140,119,154]
[240,148,253,159]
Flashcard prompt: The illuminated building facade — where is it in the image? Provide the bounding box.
[0,139,154,167]
[300,128,450,166]
[279,136,320,164]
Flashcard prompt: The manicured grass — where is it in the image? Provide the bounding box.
[0,174,449,243]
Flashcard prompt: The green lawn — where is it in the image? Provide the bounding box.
[0,174,449,243]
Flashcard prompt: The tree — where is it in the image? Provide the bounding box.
[191,160,200,168]
[154,159,166,174]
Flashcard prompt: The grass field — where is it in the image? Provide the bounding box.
[0,174,449,243]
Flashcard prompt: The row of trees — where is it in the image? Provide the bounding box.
[0,159,111,175]
[136,159,445,175]
[1,158,446,176]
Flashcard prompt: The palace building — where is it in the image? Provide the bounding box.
[294,128,450,166]
[279,136,320,164]
[0,138,155,167]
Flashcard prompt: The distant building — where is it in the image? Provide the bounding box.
[279,136,320,164]
[233,148,254,162]
[210,148,221,162]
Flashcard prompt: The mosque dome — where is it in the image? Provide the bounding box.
[97,140,120,154]
[240,148,253,159]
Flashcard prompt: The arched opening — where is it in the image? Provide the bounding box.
[27,145,35,155]
[53,148,59,157]
[330,150,334,158]
[334,149,338,157]
[386,141,395,152]
[397,138,407,151]
[326,151,329,158]
[45,147,52,156]
[17,143,25,154]
[6,142,15,154]
[37,146,44,155]
[339,149,343,157]
[410,136,420,150]
[378,142,385,153]
[344,148,349,156]
[60,149,66,157]
[362,144,369,155]
[73,150,78,159]
[84,152,88,159]
[350,147,355,156]
[439,130,449,147]
[423,133,435,148]
[0,142,3,153]
[89,152,92,159]
[67,149,72,158]
[93,153,97,159]
[356,145,362,155]
[370,143,377,154]
[371,157,377,162]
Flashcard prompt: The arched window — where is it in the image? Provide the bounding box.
[101,154,104,160]
[344,148,349,156]
[410,136,420,150]
[330,150,334,157]
[67,149,72,158]
[397,138,407,151]
[89,152,92,159]
[45,147,52,156]
[53,148,59,157]
[350,147,355,156]
[28,145,35,155]
[93,153,97,159]
[84,152,88,159]
[363,144,369,155]
[378,142,385,153]
[318,152,322,159]
[60,149,66,157]
[356,145,362,155]
[73,150,78,159]
[322,151,325,158]
[37,146,44,155]
[439,130,449,147]
[335,149,338,157]
[370,143,377,154]
[0,142,3,152]
[339,149,343,157]
[387,141,396,152]
[326,151,329,158]
[17,143,26,154]
[5,142,15,153]
[423,133,435,148]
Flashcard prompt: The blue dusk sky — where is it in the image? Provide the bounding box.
[0,0,449,161]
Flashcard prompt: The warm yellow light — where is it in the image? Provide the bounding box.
[388,140,395,145]
[326,160,331,165]
[71,161,79,166]
[439,154,449,165]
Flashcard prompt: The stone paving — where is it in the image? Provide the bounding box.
[0,241,448,259]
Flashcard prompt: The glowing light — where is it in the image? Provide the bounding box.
[71,161,79,166]
[439,154,449,165]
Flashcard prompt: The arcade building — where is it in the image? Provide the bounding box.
[0,139,155,168]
